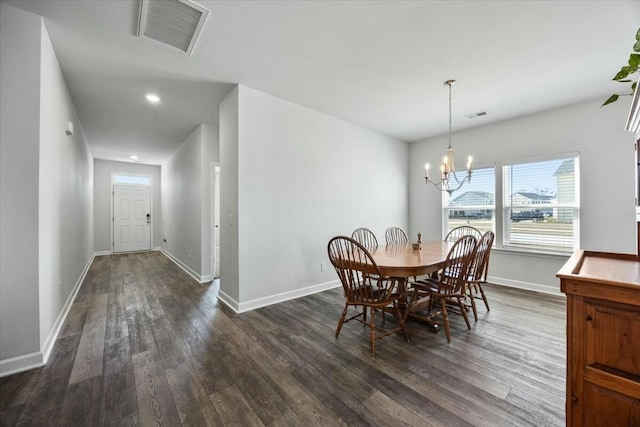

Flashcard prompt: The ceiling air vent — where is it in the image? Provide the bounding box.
[138,0,209,55]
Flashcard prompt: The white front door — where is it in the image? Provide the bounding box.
[113,184,151,253]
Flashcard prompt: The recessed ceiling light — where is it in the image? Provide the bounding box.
[145,94,160,103]
[130,155,138,160]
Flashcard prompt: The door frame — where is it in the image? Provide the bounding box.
[211,162,220,278]
[110,172,154,253]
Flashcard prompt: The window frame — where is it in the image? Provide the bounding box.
[501,153,580,255]
[440,153,581,256]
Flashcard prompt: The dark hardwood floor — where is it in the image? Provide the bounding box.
[0,252,566,426]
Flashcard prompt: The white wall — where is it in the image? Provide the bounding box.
[409,98,637,293]
[0,3,42,364]
[93,160,161,252]
[38,21,94,356]
[161,123,219,280]
[0,3,94,375]
[219,85,408,311]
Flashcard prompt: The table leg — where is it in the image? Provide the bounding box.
[398,278,439,334]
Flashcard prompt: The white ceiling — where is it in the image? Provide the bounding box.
[5,0,640,165]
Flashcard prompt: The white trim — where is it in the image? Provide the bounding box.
[41,254,95,364]
[159,248,209,283]
[152,246,163,252]
[501,151,580,167]
[0,352,43,378]
[625,83,640,137]
[491,247,570,260]
[94,250,111,256]
[487,275,562,296]
[217,290,239,312]
[218,279,341,314]
[1,254,97,377]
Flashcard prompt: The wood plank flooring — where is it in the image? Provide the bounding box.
[0,252,567,426]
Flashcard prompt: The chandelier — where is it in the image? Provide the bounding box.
[424,80,472,195]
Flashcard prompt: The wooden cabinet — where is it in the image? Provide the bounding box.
[557,251,640,426]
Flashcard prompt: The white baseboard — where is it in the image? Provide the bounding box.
[159,248,209,284]
[0,352,44,378]
[152,246,162,251]
[40,254,95,364]
[487,275,562,296]
[218,279,341,314]
[94,250,111,256]
[0,254,96,378]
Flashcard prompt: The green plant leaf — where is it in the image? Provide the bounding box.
[630,54,640,68]
[634,40,640,52]
[617,79,633,83]
[636,28,640,41]
[602,94,619,106]
[613,66,631,80]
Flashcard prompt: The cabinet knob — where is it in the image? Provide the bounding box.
[571,395,578,403]
[586,315,593,321]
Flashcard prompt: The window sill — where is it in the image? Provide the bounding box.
[493,246,573,260]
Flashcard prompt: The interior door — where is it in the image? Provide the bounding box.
[113,184,151,253]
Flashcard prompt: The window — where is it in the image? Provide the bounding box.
[113,174,150,185]
[443,166,495,236]
[503,155,579,253]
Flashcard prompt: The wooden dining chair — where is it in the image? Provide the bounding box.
[444,225,481,243]
[465,231,495,319]
[351,227,378,249]
[327,236,409,358]
[405,235,477,342]
[385,227,409,245]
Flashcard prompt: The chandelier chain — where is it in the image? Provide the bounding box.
[448,82,452,148]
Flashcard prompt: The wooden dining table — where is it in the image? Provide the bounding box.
[369,241,452,332]
[369,241,451,278]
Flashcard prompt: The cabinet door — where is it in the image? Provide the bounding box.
[584,299,640,375]
[583,382,640,426]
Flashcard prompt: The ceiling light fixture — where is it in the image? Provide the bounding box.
[145,94,160,103]
[130,155,138,160]
[424,80,473,195]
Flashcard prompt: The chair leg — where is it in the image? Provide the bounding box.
[369,307,377,358]
[440,298,451,343]
[335,304,348,338]
[478,283,490,311]
[468,285,478,321]
[458,297,471,330]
